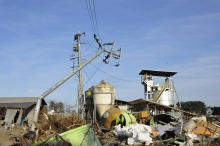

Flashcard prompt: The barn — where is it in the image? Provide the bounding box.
[0,97,47,129]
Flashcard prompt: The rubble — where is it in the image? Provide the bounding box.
[102,112,220,146]
[1,109,220,146]
[182,119,197,132]
[0,112,87,146]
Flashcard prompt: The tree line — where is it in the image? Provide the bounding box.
[48,99,220,115]
[177,101,220,115]
[49,101,64,113]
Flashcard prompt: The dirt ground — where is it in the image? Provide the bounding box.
[0,126,26,146]
[0,131,14,146]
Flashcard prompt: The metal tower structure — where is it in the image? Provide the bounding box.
[140,69,177,106]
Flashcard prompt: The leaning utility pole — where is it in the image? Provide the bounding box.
[72,32,85,117]
[31,33,122,131]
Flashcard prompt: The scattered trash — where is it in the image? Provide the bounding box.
[150,112,183,126]
[1,109,220,146]
[182,119,196,132]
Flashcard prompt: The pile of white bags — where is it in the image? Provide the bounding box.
[114,123,153,145]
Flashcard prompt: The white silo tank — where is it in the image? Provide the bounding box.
[159,88,175,106]
[92,80,115,119]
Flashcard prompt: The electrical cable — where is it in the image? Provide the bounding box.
[83,35,97,49]
[76,62,103,97]
[84,0,100,37]
[83,68,94,86]
[90,62,139,82]
[82,50,97,60]
[83,61,103,86]
[84,0,96,34]
[81,36,99,59]
[92,0,100,37]
[88,0,96,33]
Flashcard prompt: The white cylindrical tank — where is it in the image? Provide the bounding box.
[92,80,115,119]
[159,88,175,106]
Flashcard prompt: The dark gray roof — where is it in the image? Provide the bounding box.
[128,98,196,116]
[0,97,47,108]
[139,69,177,77]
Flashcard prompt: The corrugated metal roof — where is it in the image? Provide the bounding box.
[0,97,38,103]
[0,97,47,108]
[0,103,35,108]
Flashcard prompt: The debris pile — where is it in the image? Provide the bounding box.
[2,110,220,146]
[98,130,120,145]
[47,113,86,133]
[7,112,86,146]
[181,118,220,145]
[102,113,220,145]
[36,112,86,143]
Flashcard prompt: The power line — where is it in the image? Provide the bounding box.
[84,0,100,36]
[83,68,95,86]
[83,35,97,49]
[85,0,95,34]
[92,0,100,37]
[82,62,103,90]
[90,62,139,82]
[82,50,97,60]
[88,0,96,33]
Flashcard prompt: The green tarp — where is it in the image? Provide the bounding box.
[34,124,101,146]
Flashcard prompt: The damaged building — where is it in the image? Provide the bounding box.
[0,69,219,145]
[0,97,47,129]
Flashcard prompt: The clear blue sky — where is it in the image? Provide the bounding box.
[0,0,219,106]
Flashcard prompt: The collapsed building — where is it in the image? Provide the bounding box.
[0,97,47,130]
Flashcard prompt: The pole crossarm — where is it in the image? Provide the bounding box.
[94,34,122,66]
